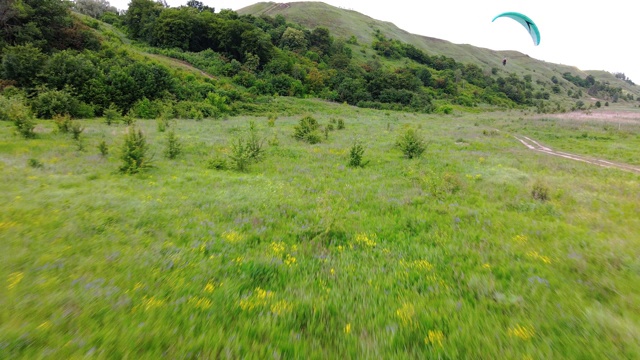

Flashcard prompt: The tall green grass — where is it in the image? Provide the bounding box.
[1,102,639,358]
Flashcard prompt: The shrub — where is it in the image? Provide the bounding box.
[98,140,109,156]
[28,158,43,168]
[207,157,228,170]
[53,114,72,133]
[30,89,79,119]
[0,95,36,138]
[396,128,427,159]
[14,115,36,139]
[337,119,345,130]
[267,114,277,127]
[119,126,152,174]
[532,180,550,202]
[246,121,265,161]
[131,97,163,119]
[348,140,369,168]
[228,137,252,172]
[70,121,84,141]
[294,115,322,143]
[104,104,121,125]
[164,129,182,159]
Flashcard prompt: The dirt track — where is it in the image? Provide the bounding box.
[514,135,640,174]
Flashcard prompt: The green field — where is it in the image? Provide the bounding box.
[2,101,639,358]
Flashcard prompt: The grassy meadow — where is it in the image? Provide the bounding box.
[1,100,639,358]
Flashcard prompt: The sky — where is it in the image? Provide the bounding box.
[107,0,640,83]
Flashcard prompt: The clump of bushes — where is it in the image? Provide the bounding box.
[0,95,36,138]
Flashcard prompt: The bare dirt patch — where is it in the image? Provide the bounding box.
[537,110,640,125]
[514,135,640,174]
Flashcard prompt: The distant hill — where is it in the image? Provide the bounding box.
[238,2,639,100]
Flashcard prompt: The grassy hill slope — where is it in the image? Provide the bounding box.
[238,1,640,100]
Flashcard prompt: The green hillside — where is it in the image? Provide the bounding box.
[238,1,640,101]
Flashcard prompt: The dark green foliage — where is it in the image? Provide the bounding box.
[28,158,44,168]
[164,129,182,159]
[396,128,426,159]
[348,140,369,168]
[1,45,47,88]
[119,126,151,174]
[30,89,82,119]
[293,116,322,143]
[336,119,345,130]
[207,157,228,170]
[1,0,99,52]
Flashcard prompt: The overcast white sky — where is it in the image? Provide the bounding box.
[107,0,640,83]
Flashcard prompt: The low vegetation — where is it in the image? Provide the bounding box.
[1,102,639,358]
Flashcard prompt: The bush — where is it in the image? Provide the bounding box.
[119,126,152,174]
[164,129,182,159]
[28,158,43,168]
[207,157,228,170]
[348,140,369,168]
[98,140,109,156]
[396,128,427,159]
[294,116,322,143]
[532,180,550,202]
[246,121,265,161]
[228,137,252,172]
[0,95,36,138]
[70,121,84,141]
[30,89,79,119]
[130,97,163,119]
[53,113,72,133]
[103,104,121,125]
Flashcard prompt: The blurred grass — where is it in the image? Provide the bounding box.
[1,102,639,358]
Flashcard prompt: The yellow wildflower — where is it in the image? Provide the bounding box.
[222,231,243,243]
[284,254,297,267]
[344,323,352,334]
[204,283,215,293]
[188,296,212,310]
[396,303,415,326]
[425,330,444,347]
[355,233,377,248]
[270,300,292,316]
[37,321,52,330]
[508,324,535,340]
[7,272,24,290]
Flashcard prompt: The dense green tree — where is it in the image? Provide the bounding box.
[309,27,332,56]
[125,0,162,41]
[1,44,47,88]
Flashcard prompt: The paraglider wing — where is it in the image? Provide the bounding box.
[492,12,540,46]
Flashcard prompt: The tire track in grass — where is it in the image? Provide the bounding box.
[514,135,640,174]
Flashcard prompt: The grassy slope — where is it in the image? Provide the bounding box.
[1,100,640,358]
[239,2,640,100]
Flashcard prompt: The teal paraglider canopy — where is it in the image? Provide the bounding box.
[492,12,540,46]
